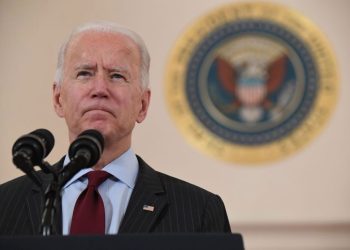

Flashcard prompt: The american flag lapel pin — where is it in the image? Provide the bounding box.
[143,204,155,212]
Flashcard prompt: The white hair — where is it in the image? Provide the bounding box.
[54,21,150,89]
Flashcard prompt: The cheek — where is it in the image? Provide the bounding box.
[129,94,143,114]
[60,89,80,117]
[116,88,139,107]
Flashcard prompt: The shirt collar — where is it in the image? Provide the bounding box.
[62,148,139,189]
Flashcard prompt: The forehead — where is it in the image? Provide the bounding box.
[64,31,141,66]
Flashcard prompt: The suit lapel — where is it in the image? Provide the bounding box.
[119,156,168,233]
[26,182,44,234]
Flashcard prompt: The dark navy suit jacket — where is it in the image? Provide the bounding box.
[0,156,231,235]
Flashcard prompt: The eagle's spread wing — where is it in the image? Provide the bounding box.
[216,57,236,94]
[266,55,287,93]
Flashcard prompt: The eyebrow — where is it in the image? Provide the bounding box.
[74,64,97,71]
[105,64,131,73]
[73,64,132,79]
[107,67,129,73]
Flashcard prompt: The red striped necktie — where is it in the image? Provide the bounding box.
[70,171,111,235]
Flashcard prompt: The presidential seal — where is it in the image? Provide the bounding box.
[165,2,338,164]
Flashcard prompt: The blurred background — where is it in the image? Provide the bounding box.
[0,0,349,249]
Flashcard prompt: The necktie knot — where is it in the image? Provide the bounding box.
[87,171,111,188]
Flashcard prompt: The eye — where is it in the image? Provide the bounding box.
[110,73,125,80]
[76,70,93,79]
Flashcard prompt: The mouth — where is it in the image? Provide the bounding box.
[83,106,115,117]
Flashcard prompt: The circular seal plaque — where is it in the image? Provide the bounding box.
[165,2,338,164]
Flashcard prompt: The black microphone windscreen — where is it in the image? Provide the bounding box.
[78,129,104,151]
[68,129,104,167]
[12,128,55,166]
[30,129,55,158]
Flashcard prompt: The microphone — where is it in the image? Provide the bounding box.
[69,129,104,166]
[12,129,55,187]
[59,129,104,187]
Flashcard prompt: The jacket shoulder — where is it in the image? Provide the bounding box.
[0,174,34,193]
[157,171,217,199]
[136,155,231,232]
[137,155,222,202]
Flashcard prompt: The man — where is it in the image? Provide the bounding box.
[0,21,231,235]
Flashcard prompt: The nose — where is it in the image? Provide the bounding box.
[91,73,109,98]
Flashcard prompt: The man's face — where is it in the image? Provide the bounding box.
[53,31,150,147]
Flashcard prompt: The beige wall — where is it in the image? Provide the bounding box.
[1,0,349,248]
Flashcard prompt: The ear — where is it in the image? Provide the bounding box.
[52,82,65,117]
[136,89,151,123]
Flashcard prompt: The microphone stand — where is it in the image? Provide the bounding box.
[39,154,90,236]
[12,152,43,189]
[12,151,61,235]
[39,161,60,236]
[40,179,59,236]
[58,154,90,189]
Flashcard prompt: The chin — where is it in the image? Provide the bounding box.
[80,123,109,136]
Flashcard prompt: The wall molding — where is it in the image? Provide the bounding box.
[231,222,350,250]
